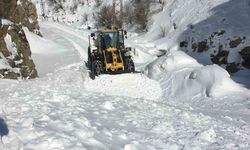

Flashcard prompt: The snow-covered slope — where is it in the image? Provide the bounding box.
[145,0,250,85]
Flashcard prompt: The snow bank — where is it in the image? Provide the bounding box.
[145,50,201,78]
[23,22,90,76]
[187,64,242,97]
[84,73,162,100]
[145,51,243,99]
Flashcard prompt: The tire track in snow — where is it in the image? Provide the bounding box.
[40,22,89,61]
[64,37,88,61]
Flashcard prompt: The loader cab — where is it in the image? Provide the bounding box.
[93,30,125,52]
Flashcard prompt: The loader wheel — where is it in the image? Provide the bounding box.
[124,58,135,73]
[92,60,103,76]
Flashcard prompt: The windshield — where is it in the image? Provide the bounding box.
[103,31,124,49]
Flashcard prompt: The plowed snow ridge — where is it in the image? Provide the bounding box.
[84,73,162,100]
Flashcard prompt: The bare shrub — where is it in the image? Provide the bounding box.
[133,0,150,31]
[159,0,166,11]
[95,5,113,28]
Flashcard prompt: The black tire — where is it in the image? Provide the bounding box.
[92,60,103,76]
[124,58,135,73]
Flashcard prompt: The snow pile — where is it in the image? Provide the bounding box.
[84,73,162,100]
[145,51,243,99]
[145,50,201,78]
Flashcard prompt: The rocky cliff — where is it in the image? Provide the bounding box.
[177,0,250,73]
[0,0,39,79]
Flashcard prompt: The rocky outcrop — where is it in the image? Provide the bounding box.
[0,0,39,79]
[0,0,40,34]
[229,37,243,48]
[179,29,248,73]
[240,46,250,69]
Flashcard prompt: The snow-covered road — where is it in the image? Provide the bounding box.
[0,22,250,150]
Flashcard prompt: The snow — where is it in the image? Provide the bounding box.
[23,22,89,76]
[144,0,250,88]
[145,50,245,99]
[17,0,21,6]
[84,73,162,100]
[4,33,17,59]
[146,0,228,49]
[0,33,19,72]
[1,19,250,150]
[2,19,13,26]
[196,128,217,143]
[231,69,250,89]
[0,52,11,70]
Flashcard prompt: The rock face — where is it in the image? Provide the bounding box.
[0,0,39,79]
[240,46,250,69]
[0,0,40,33]
[179,30,248,73]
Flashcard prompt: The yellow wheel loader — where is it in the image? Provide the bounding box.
[87,29,135,78]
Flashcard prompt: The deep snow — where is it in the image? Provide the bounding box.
[0,0,247,149]
[0,22,250,149]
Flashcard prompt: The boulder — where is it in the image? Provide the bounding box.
[240,46,250,69]
[197,40,209,52]
[226,63,239,73]
[211,50,229,65]
[229,37,242,48]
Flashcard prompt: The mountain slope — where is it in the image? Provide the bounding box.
[147,0,250,78]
